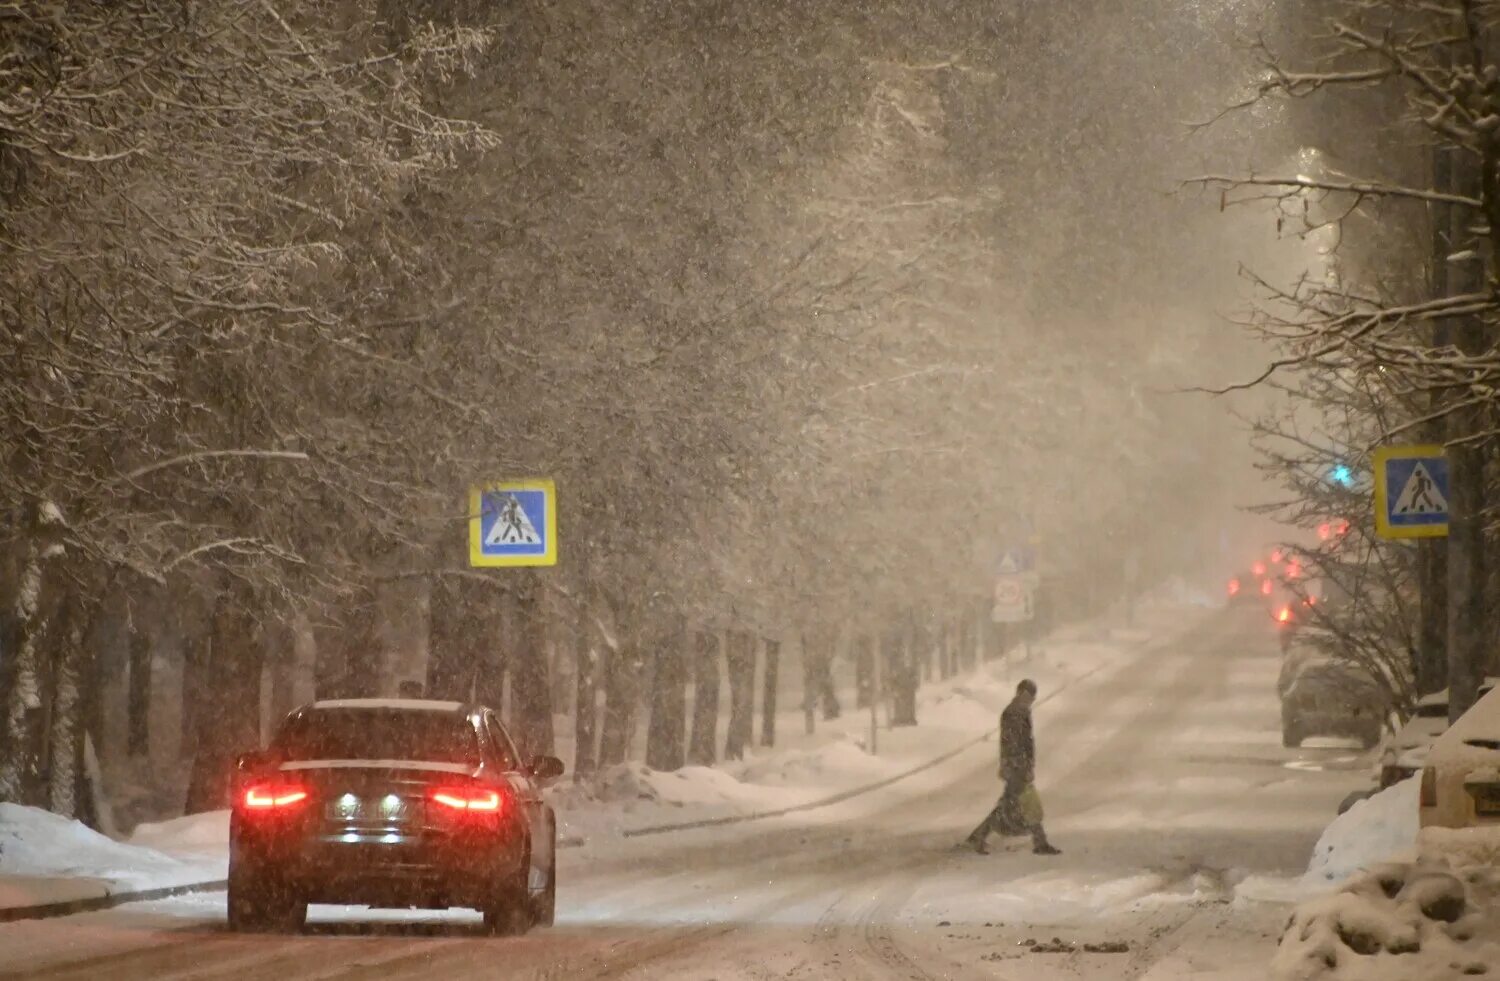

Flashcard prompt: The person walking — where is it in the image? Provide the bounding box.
[964,679,1061,855]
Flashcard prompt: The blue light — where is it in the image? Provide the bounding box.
[1331,464,1353,487]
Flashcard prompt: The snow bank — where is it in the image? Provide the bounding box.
[1301,777,1419,887]
[127,810,229,856]
[0,803,223,911]
[1273,858,1500,981]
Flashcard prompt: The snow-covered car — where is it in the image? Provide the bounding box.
[1379,678,1499,789]
[228,698,563,933]
[1421,684,1500,830]
[1281,657,1386,749]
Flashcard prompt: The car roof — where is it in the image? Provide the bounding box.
[309,698,467,713]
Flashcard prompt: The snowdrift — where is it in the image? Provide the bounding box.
[1273,854,1500,981]
[1301,777,1419,887]
[0,803,224,910]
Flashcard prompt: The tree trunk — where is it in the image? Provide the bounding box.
[1417,541,1448,696]
[799,633,817,736]
[646,619,687,771]
[184,584,264,814]
[598,604,642,767]
[427,575,481,700]
[0,501,65,804]
[888,623,918,727]
[265,619,297,731]
[760,639,779,747]
[47,600,85,818]
[854,633,874,709]
[573,597,598,782]
[958,605,976,671]
[127,607,152,758]
[689,631,721,765]
[818,637,840,720]
[724,631,756,761]
[510,576,554,760]
[939,618,954,679]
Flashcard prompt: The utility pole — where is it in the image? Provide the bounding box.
[869,627,881,755]
[1441,78,1487,721]
[1419,142,1452,698]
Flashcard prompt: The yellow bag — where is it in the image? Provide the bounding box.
[1018,784,1044,826]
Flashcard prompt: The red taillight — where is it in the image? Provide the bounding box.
[1318,523,1331,541]
[1261,579,1273,596]
[1421,767,1437,808]
[1271,549,1283,564]
[1227,578,1241,596]
[1252,561,1267,577]
[1286,562,1302,578]
[429,787,503,813]
[242,783,309,810]
[1277,606,1292,624]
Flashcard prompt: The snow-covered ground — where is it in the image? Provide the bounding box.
[0,804,225,912]
[0,602,1379,979]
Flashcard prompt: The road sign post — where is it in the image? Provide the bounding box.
[469,479,558,567]
[1373,446,1449,540]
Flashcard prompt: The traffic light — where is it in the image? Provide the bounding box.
[1330,464,1353,487]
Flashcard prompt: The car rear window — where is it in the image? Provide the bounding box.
[273,709,480,764]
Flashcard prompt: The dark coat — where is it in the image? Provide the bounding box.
[999,697,1035,786]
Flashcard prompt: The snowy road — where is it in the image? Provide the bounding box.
[0,607,1368,980]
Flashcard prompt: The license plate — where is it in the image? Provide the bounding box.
[326,794,415,823]
[1470,787,1500,816]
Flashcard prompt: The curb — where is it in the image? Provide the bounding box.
[0,878,227,924]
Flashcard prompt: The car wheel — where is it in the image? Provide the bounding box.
[229,862,277,931]
[228,861,305,933]
[483,863,532,936]
[1359,728,1381,751]
[532,829,557,928]
[1282,725,1302,749]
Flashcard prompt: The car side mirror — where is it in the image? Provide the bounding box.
[528,755,565,782]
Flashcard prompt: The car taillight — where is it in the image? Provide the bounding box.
[1277,606,1292,624]
[1421,767,1437,808]
[1252,562,1267,577]
[1261,579,1273,596]
[242,782,309,810]
[429,787,503,813]
[1227,578,1240,596]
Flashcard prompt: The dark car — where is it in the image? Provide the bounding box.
[228,698,564,934]
[1281,658,1387,749]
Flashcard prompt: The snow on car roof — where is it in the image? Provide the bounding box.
[310,698,464,712]
[1429,685,1500,770]
[280,759,475,774]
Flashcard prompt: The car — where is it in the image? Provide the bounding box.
[1280,656,1387,749]
[1421,684,1500,830]
[1376,679,1500,789]
[228,697,564,933]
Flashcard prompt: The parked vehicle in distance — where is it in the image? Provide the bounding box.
[229,698,563,934]
[1421,685,1500,830]
[1378,679,1499,789]
[1281,656,1387,749]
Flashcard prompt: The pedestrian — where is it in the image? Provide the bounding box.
[964,678,1061,855]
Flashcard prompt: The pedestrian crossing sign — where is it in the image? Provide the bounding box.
[469,480,558,567]
[1373,446,1449,540]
